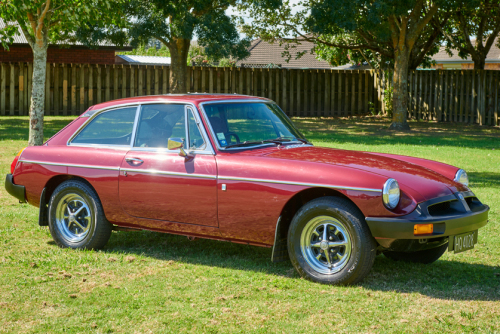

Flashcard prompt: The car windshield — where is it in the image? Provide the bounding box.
[203,102,308,148]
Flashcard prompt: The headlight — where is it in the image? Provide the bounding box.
[454,169,469,186]
[383,178,400,210]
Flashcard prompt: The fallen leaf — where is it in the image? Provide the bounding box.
[69,294,77,299]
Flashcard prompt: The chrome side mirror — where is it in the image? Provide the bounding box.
[168,138,190,159]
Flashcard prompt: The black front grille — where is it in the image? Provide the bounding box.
[428,200,459,216]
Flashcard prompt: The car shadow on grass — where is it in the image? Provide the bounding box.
[103,230,500,301]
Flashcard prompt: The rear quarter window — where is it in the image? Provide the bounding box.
[71,107,137,146]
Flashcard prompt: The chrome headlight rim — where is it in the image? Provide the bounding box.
[382,178,400,210]
[454,169,469,187]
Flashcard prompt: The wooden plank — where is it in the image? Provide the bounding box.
[238,68,244,95]
[297,70,301,114]
[163,67,168,94]
[224,68,229,94]
[437,70,443,121]
[137,66,142,97]
[453,70,458,122]
[346,71,351,115]
[88,65,93,107]
[325,70,330,115]
[71,65,76,113]
[18,63,24,115]
[495,71,499,126]
[267,69,272,99]
[282,69,288,112]
[304,70,309,115]
[153,67,159,95]
[248,68,253,96]
[130,66,135,97]
[79,65,85,113]
[187,66,192,92]
[358,70,363,114]
[23,63,28,115]
[337,70,342,113]
[146,66,151,96]
[290,70,295,115]
[209,67,214,93]
[96,66,102,103]
[122,66,127,98]
[216,68,221,93]
[408,71,413,119]
[471,70,476,123]
[260,68,265,97]
[10,63,16,115]
[1,63,6,115]
[105,65,111,101]
[45,63,51,115]
[331,70,337,115]
[275,69,280,105]
[252,68,258,97]
[479,70,485,125]
[231,67,236,93]
[62,64,68,115]
[351,70,356,115]
[53,64,59,115]
[200,67,206,92]
[460,70,465,123]
[487,70,493,125]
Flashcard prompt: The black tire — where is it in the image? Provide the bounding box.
[48,180,111,249]
[287,196,377,285]
[384,243,448,264]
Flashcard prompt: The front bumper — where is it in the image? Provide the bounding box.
[5,174,26,203]
[365,192,489,241]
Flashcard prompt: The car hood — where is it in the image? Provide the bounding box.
[263,145,459,202]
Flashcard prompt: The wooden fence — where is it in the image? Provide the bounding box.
[0,62,499,126]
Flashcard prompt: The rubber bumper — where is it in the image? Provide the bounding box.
[5,174,26,203]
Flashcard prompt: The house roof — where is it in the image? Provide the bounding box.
[236,38,333,69]
[115,55,171,66]
[0,19,132,50]
[432,38,500,63]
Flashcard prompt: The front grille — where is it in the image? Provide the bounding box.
[428,200,459,216]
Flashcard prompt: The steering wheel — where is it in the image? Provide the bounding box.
[225,132,240,144]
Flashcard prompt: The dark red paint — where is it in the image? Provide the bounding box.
[11,95,466,247]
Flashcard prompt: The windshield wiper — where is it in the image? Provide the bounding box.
[262,137,293,146]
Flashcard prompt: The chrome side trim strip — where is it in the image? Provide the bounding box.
[218,176,382,192]
[19,160,120,171]
[120,168,216,179]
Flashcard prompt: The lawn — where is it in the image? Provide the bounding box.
[0,116,499,333]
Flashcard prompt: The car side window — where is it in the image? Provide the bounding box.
[187,110,206,150]
[71,107,137,146]
[134,104,186,148]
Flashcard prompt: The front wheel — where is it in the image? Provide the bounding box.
[288,197,377,285]
[48,180,111,249]
[384,243,448,264]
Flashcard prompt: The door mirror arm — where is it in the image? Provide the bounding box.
[168,138,193,160]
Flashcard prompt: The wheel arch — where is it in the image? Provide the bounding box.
[39,175,101,226]
[271,187,363,262]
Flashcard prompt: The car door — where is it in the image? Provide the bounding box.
[118,103,218,227]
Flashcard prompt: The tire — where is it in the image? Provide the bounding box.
[384,243,448,264]
[287,196,377,285]
[48,180,111,250]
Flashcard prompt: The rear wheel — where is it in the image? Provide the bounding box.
[48,180,111,249]
[384,243,448,264]
[288,197,377,285]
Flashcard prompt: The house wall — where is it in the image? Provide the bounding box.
[0,46,116,64]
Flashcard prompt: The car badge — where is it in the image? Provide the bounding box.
[458,193,465,201]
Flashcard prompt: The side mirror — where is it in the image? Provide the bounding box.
[168,138,190,159]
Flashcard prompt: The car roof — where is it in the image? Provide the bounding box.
[84,94,271,115]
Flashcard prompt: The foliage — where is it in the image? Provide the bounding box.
[437,0,500,69]
[0,0,126,50]
[384,86,394,118]
[118,44,171,57]
[1,116,500,332]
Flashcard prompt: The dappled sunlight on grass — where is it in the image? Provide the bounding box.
[1,116,499,333]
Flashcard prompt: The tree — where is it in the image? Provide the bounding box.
[125,0,250,93]
[0,0,126,146]
[437,0,500,70]
[241,0,452,130]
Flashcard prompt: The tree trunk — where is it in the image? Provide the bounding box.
[389,48,410,130]
[169,37,191,93]
[473,57,486,70]
[29,44,48,146]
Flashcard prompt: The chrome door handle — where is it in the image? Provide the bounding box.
[125,157,144,165]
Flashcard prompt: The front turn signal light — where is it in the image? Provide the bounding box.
[414,224,433,235]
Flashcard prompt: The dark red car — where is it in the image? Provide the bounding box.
[5,94,489,285]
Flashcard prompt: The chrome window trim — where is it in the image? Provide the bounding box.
[186,105,208,152]
[67,105,141,147]
[120,168,216,179]
[217,175,382,193]
[68,101,216,155]
[198,99,306,151]
[19,160,120,171]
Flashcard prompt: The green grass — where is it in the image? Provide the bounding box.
[1,116,499,333]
